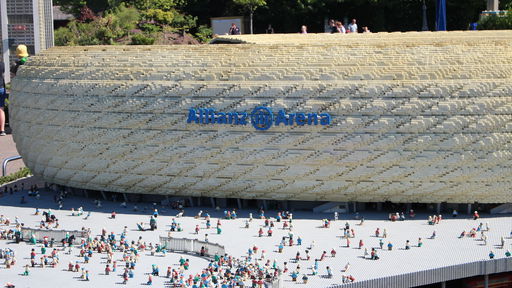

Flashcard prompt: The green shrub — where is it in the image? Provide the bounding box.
[195,25,213,43]
[131,33,156,45]
[0,167,32,186]
[140,23,162,33]
[55,26,76,46]
[477,13,512,30]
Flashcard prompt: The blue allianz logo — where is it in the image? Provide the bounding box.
[187,106,331,130]
[251,106,274,130]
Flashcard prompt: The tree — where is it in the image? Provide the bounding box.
[54,0,110,16]
[500,0,512,10]
[233,0,266,34]
[55,3,140,45]
[478,12,512,29]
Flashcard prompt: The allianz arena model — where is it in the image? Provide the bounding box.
[9,31,512,203]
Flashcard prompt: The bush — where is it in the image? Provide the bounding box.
[477,13,512,30]
[131,33,156,45]
[54,2,199,46]
[54,3,141,46]
[55,26,76,46]
[139,23,162,33]
[0,167,32,186]
[195,25,213,43]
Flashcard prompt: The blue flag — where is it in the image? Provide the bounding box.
[436,0,447,31]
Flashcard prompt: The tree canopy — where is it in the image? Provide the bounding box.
[233,0,267,34]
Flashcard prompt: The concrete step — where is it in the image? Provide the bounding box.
[313,201,349,213]
[490,203,512,214]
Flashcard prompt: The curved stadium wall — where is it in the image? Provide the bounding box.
[9,31,512,203]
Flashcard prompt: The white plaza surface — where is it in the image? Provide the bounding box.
[0,188,511,288]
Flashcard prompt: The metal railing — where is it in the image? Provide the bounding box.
[333,257,512,288]
[159,236,226,258]
[2,155,23,176]
[20,227,89,244]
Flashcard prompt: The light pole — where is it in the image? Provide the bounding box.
[422,0,429,31]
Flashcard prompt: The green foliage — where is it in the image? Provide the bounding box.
[111,3,140,31]
[195,25,213,43]
[69,21,101,45]
[233,0,266,33]
[0,167,32,186]
[135,0,197,32]
[478,13,512,30]
[56,19,101,45]
[55,1,204,45]
[131,33,156,44]
[54,0,87,16]
[97,4,140,43]
[55,4,142,45]
[55,0,493,42]
[172,14,197,32]
[56,0,198,30]
[501,0,512,10]
[55,0,119,16]
[55,26,76,46]
[131,0,186,10]
[144,8,177,24]
[233,0,266,13]
[139,23,162,33]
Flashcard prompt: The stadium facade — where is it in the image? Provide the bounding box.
[8,31,512,204]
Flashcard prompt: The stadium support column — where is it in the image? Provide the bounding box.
[376,203,383,211]
[436,203,441,214]
[467,203,472,215]
[237,198,242,209]
[484,274,489,288]
[210,197,216,208]
[441,281,446,288]
[256,200,268,211]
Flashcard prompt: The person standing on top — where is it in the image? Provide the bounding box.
[229,23,241,35]
[266,24,274,34]
[328,19,337,33]
[335,21,346,34]
[348,19,358,33]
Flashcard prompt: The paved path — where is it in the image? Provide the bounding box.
[0,185,511,287]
